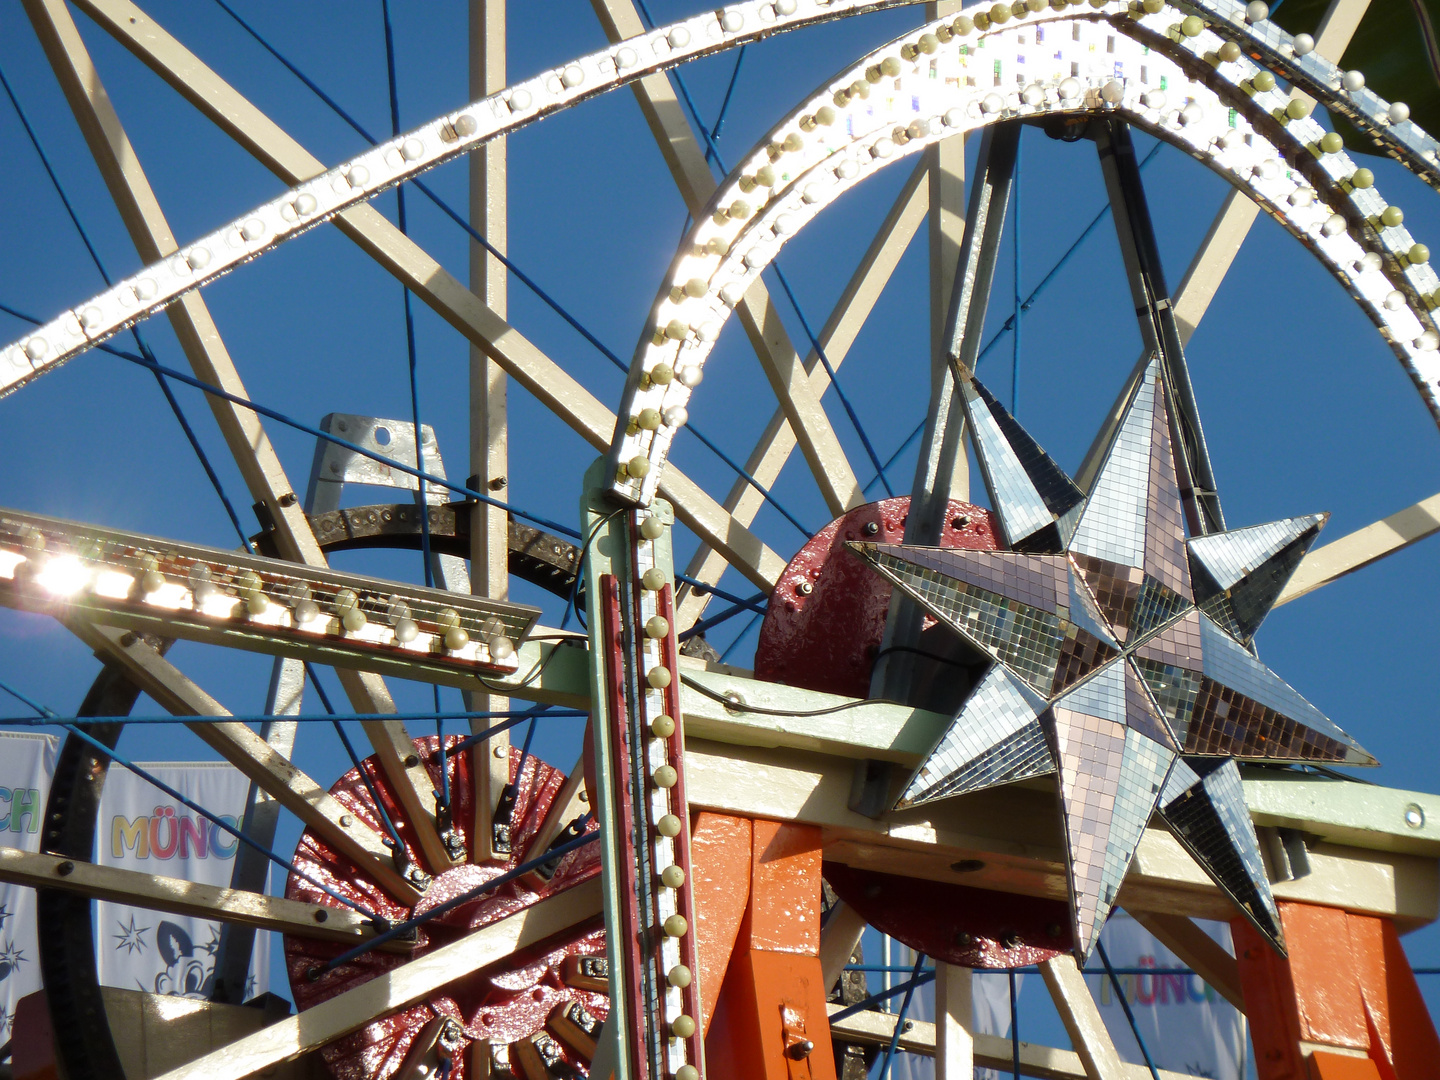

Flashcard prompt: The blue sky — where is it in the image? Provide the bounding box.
[1,0,1438,1059]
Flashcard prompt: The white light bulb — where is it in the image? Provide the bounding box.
[1384,290,1406,311]
[943,107,966,127]
[401,138,424,161]
[1321,214,1347,237]
[775,0,796,12]
[1414,330,1439,351]
[801,184,822,204]
[719,283,744,307]
[1389,102,1410,124]
[871,137,895,158]
[561,65,585,88]
[1180,102,1203,126]
[1342,70,1365,93]
[835,158,859,179]
[1246,1,1268,22]
[1143,90,1166,110]
[1058,78,1081,101]
[982,93,1005,115]
[241,219,266,241]
[668,27,691,48]
[1022,84,1044,107]
[616,47,638,69]
[663,405,689,427]
[295,193,317,215]
[510,88,532,111]
[1101,81,1124,104]
[676,364,704,388]
[1293,33,1314,55]
[774,214,797,236]
[721,11,744,31]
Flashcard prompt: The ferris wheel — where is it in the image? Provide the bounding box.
[2,0,1440,1079]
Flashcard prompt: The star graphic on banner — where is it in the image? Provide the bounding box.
[0,936,27,982]
[0,902,11,932]
[202,924,221,957]
[849,356,1373,959]
[113,914,149,956]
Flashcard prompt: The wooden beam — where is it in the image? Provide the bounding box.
[1040,954,1126,1080]
[0,847,396,949]
[1277,491,1440,605]
[935,963,975,1080]
[819,900,868,990]
[151,878,603,1080]
[1125,910,1245,1012]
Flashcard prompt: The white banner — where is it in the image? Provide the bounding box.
[885,944,1023,1080]
[1089,912,1245,1080]
[95,762,268,1000]
[0,731,59,1042]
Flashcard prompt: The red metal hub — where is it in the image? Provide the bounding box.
[753,498,1070,967]
[284,736,606,1078]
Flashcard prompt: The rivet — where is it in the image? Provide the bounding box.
[796,581,814,596]
[1405,803,1425,828]
[56,860,75,876]
[862,521,880,536]
[950,859,985,873]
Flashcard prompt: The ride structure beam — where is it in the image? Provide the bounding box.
[1277,490,1440,605]
[1040,954,1127,1080]
[469,0,513,866]
[72,0,787,594]
[23,0,464,876]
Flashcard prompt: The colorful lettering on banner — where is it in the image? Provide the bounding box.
[95,763,268,1000]
[0,732,58,1041]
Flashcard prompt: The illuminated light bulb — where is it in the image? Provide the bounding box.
[333,588,360,614]
[676,1068,699,1080]
[1380,205,1404,228]
[1143,90,1166,110]
[661,865,686,888]
[20,530,45,555]
[1141,0,1164,11]
[952,15,974,34]
[1217,41,1241,63]
[919,33,939,54]
[982,93,1005,115]
[342,608,367,633]
[880,56,902,77]
[657,813,682,836]
[1180,15,1203,36]
[638,408,662,431]
[705,237,729,256]
[783,133,804,153]
[1414,330,1440,351]
[1359,252,1383,273]
[653,764,678,788]
[719,283,744,307]
[615,46,638,69]
[188,247,211,270]
[647,665,672,689]
[989,2,1011,22]
[189,565,214,605]
[642,568,668,591]
[651,363,675,387]
[652,714,677,738]
[645,615,670,638]
[236,570,264,600]
[1384,290,1407,311]
[1058,78,1081,101]
[668,965,693,988]
[721,11,744,31]
[801,183,822,204]
[401,138,424,160]
[676,364,703,388]
[140,562,165,596]
[907,120,929,140]
[728,199,751,219]
[671,1016,697,1039]
[835,158,859,179]
[454,114,477,136]
[561,65,584,88]
[640,516,665,541]
[295,193,318,215]
[849,80,870,100]
[1319,131,1344,154]
[247,594,269,616]
[1351,167,1375,189]
[1342,70,1365,93]
[663,404,689,427]
[1023,84,1045,107]
[1390,102,1411,124]
[481,616,507,639]
[816,105,837,126]
[241,219,265,241]
[775,0,796,13]
[1293,33,1315,54]
[627,455,650,479]
[871,137,895,158]
[943,106,967,127]
[663,914,688,937]
[81,307,102,330]
[136,279,158,300]
[509,88,532,111]
[1026,0,1045,11]
[1251,71,1276,93]
[755,164,777,187]
[37,556,90,597]
[774,213,797,236]
[696,322,720,342]
[1100,80,1124,104]
[1409,243,1430,264]
[1180,102,1204,126]
[665,319,688,341]
[171,255,192,276]
[1288,188,1314,207]
[387,597,413,625]
[1286,99,1312,120]
[668,27,691,48]
[1254,159,1280,180]
[394,619,419,643]
[444,626,470,651]
[1245,0,1268,21]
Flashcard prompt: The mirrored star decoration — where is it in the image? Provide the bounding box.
[849,357,1375,960]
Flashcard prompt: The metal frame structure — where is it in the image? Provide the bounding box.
[2,0,1440,1078]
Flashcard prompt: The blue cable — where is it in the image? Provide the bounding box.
[878,952,926,1078]
[0,61,254,554]
[677,590,769,641]
[675,574,767,615]
[1097,939,1163,1080]
[207,0,812,541]
[0,675,382,921]
[709,47,748,145]
[828,970,937,1025]
[445,708,560,756]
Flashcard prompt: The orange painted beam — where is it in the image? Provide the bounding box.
[691,811,753,1034]
[1347,913,1440,1080]
[1308,1050,1383,1080]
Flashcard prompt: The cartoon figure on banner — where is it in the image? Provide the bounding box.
[153,921,216,999]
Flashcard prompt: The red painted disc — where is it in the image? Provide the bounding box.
[283,736,606,1079]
